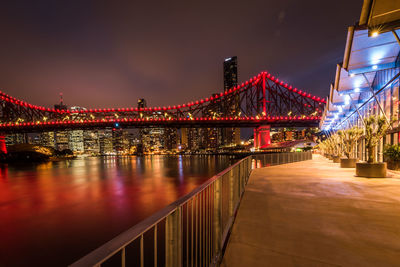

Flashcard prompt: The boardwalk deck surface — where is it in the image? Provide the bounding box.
[222,155,400,267]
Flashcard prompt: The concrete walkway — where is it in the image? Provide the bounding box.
[221,155,400,267]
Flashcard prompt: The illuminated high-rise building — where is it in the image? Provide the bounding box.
[40,132,55,147]
[137,98,168,152]
[202,93,222,149]
[223,57,240,146]
[137,99,147,109]
[69,106,86,154]
[55,131,69,151]
[69,130,84,153]
[164,128,178,150]
[5,133,27,146]
[54,93,69,151]
[187,128,203,151]
[113,129,130,154]
[138,98,151,152]
[84,130,100,155]
[223,57,238,91]
[99,129,113,155]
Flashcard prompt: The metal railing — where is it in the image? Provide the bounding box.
[70,151,312,267]
[253,151,312,168]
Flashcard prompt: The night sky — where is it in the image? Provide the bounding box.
[0,0,362,109]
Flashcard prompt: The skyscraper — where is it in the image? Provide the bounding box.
[164,128,178,150]
[223,57,240,146]
[40,132,55,147]
[83,130,100,155]
[138,98,151,152]
[223,57,238,91]
[54,93,69,151]
[5,133,27,146]
[99,129,113,155]
[69,106,86,154]
[113,129,130,154]
[202,93,222,150]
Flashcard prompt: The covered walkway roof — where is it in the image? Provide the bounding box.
[321,0,400,131]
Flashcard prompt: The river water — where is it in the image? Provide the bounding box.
[0,155,237,266]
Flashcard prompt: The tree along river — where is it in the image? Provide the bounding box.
[0,155,237,266]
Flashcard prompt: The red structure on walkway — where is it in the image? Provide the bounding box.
[0,71,325,133]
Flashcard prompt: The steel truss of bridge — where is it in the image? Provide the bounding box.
[0,71,325,133]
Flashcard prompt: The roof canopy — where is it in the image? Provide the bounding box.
[320,0,400,131]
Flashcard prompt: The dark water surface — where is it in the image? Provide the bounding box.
[0,155,236,266]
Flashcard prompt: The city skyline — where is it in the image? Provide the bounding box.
[0,0,361,109]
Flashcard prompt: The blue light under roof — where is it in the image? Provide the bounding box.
[347,29,400,74]
[348,62,397,75]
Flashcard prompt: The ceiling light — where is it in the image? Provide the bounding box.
[371,31,379,37]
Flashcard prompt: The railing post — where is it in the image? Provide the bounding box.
[165,207,182,267]
[213,179,222,261]
[246,157,251,182]
[229,169,235,217]
[238,162,242,194]
[247,157,251,182]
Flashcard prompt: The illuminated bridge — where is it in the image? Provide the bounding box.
[0,71,325,130]
[0,71,325,151]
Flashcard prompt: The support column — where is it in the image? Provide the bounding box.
[254,125,271,149]
[0,135,7,154]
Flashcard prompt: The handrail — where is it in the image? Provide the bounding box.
[70,156,250,266]
[70,151,312,267]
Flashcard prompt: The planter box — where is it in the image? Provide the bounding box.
[387,160,400,171]
[332,156,340,163]
[340,158,357,168]
[356,162,387,178]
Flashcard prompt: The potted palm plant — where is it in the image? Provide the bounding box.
[383,144,400,170]
[356,115,391,178]
[318,140,329,158]
[338,126,363,168]
[323,140,332,159]
[330,134,341,163]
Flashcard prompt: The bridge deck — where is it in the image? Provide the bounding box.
[221,155,400,266]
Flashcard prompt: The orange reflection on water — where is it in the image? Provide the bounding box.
[0,155,234,266]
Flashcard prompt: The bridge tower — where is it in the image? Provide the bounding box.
[253,72,271,149]
[254,125,271,149]
[0,135,7,154]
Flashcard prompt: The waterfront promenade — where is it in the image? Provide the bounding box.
[222,155,400,266]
